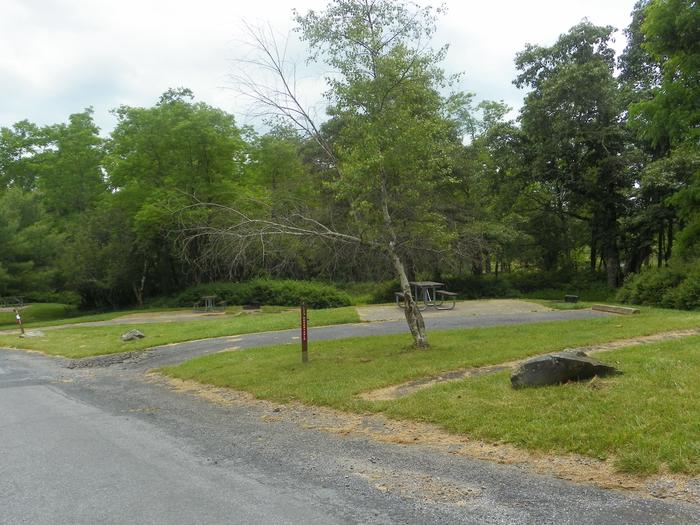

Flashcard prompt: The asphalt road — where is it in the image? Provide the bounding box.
[91,308,611,369]
[2,311,700,524]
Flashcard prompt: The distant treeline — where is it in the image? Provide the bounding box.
[0,0,698,309]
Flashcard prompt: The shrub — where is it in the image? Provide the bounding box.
[175,279,352,309]
[617,266,686,306]
[669,271,700,310]
[23,290,81,306]
[367,271,613,303]
[442,275,519,299]
[617,261,700,310]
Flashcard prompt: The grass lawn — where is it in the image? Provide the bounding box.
[386,335,700,475]
[0,303,81,329]
[0,307,360,358]
[0,303,201,330]
[162,307,700,474]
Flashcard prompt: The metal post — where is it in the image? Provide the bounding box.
[301,302,308,363]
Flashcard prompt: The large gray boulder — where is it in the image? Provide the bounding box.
[511,351,618,389]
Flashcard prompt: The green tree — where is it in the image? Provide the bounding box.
[102,88,247,304]
[515,22,629,286]
[0,188,62,295]
[37,109,105,218]
[630,0,700,149]
[629,0,700,259]
[225,0,469,347]
[0,120,44,191]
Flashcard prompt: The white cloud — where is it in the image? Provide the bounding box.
[0,0,637,133]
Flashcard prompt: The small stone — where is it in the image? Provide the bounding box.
[647,478,677,498]
[19,330,45,338]
[121,329,145,342]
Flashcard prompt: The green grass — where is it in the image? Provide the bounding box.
[0,303,79,328]
[529,299,593,310]
[386,336,700,475]
[161,307,700,474]
[0,303,202,330]
[0,307,360,358]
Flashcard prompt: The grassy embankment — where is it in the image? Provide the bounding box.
[0,306,360,359]
[0,303,201,330]
[162,307,700,475]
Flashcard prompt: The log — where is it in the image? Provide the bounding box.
[592,304,640,315]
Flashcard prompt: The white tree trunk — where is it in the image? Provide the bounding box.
[387,244,428,348]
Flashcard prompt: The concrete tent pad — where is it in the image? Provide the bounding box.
[357,299,552,322]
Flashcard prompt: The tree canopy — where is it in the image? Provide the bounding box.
[1,0,699,318]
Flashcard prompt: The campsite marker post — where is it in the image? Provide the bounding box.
[301,302,308,363]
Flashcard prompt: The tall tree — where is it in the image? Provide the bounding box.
[515,22,629,286]
[0,120,44,191]
[37,109,105,218]
[629,0,700,259]
[100,88,246,304]
[222,0,469,347]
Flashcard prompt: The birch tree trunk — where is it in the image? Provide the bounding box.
[388,245,428,348]
[380,168,428,348]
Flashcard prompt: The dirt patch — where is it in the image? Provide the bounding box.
[115,311,229,322]
[572,329,700,355]
[0,305,28,313]
[150,374,700,504]
[360,328,700,401]
[361,364,516,401]
[357,299,551,322]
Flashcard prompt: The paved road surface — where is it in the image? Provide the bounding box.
[100,309,611,369]
[2,311,699,524]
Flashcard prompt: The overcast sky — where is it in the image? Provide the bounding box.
[1,0,638,134]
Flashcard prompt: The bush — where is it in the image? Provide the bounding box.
[175,279,352,309]
[442,275,519,299]
[23,290,81,306]
[669,272,700,310]
[617,261,700,310]
[617,266,686,306]
[367,271,613,303]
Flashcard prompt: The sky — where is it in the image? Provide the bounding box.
[1,0,638,135]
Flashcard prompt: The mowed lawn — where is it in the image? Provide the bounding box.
[385,336,700,475]
[162,307,700,475]
[0,307,360,358]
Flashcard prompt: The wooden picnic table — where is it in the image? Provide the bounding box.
[194,295,226,313]
[395,282,457,310]
[409,281,444,308]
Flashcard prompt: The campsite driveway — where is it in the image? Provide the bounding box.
[94,307,610,369]
[2,307,699,524]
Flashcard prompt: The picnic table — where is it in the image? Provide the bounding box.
[194,295,226,313]
[395,281,457,310]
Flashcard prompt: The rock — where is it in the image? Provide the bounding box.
[19,330,44,338]
[511,351,618,388]
[121,329,145,342]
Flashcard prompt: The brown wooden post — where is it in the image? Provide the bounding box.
[301,302,308,363]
